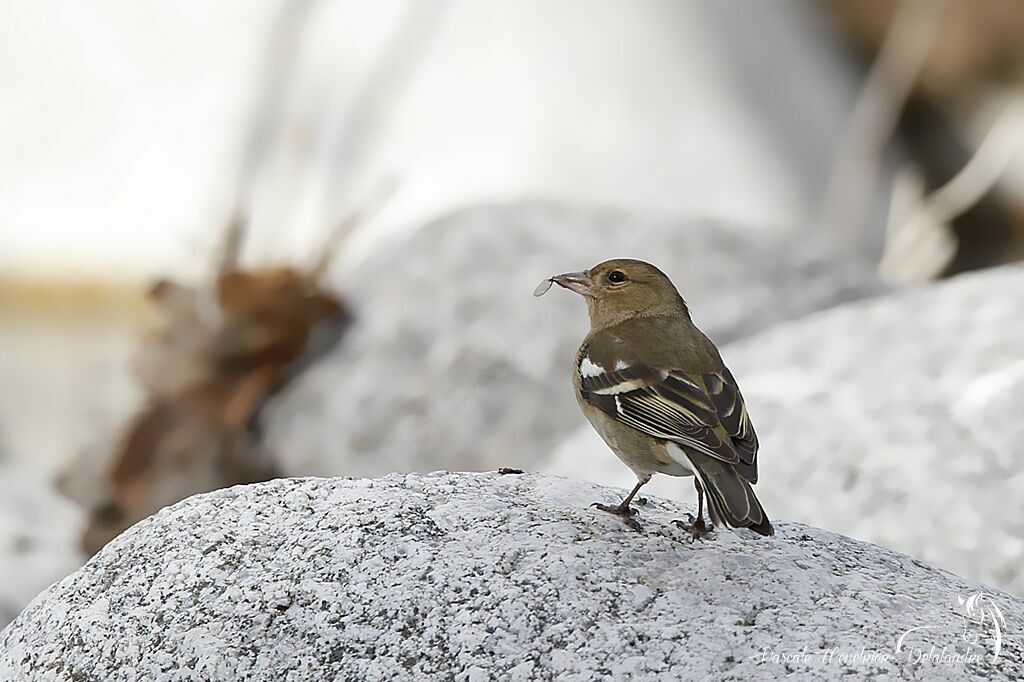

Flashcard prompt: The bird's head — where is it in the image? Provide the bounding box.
[548,258,689,329]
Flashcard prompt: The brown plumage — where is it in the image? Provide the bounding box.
[546,258,772,538]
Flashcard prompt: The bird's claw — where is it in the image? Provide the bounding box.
[591,502,638,516]
[674,516,712,542]
[591,501,643,532]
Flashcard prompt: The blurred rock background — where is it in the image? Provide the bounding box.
[1,0,1023,628]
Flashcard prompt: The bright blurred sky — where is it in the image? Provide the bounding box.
[0,0,805,284]
[0,1,276,282]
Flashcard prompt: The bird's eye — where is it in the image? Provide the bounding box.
[608,270,627,284]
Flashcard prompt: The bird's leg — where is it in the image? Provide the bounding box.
[674,479,712,541]
[591,479,647,531]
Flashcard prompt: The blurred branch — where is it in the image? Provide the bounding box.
[880,95,1024,283]
[308,0,448,272]
[819,0,946,254]
[216,214,246,275]
[216,0,321,276]
[926,98,1024,222]
[237,0,320,206]
[310,177,397,280]
[880,167,955,284]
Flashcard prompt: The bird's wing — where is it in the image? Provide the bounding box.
[579,363,757,475]
[703,369,759,481]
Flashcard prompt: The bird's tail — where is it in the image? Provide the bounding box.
[688,452,773,536]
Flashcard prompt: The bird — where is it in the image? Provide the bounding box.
[541,258,773,538]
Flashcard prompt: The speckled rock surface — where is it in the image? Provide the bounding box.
[2,473,1020,681]
[545,264,1024,597]
[264,202,884,478]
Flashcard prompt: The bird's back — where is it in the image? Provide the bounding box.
[581,315,724,374]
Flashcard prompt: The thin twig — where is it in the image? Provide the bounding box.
[927,97,1024,221]
[818,0,947,253]
[216,0,321,276]
[880,95,1024,282]
[305,0,448,270]
[309,177,398,279]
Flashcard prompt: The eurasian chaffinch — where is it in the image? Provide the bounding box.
[538,258,773,538]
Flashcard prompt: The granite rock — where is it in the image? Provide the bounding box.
[2,473,1020,681]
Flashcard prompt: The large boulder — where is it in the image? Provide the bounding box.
[544,264,1024,596]
[3,473,1020,681]
[264,202,884,478]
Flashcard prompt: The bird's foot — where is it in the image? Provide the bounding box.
[674,514,712,542]
[591,501,642,532]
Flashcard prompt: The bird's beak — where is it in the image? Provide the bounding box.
[551,271,596,298]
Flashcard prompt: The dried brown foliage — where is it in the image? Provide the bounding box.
[61,235,351,555]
